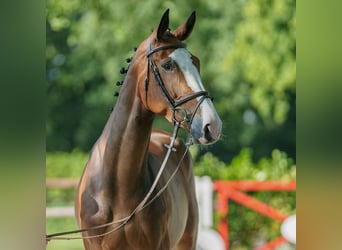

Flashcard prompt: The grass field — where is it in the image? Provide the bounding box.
[46,151,87,249]
[46,218,84,250]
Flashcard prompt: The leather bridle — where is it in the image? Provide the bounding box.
[145,38,212,126]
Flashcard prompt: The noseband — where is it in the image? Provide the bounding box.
[145,38,212,125]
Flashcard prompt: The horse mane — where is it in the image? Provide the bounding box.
[111,48,136,104]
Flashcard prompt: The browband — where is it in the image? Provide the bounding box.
[146,41,187,57]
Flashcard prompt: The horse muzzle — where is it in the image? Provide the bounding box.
[190,104,222,145]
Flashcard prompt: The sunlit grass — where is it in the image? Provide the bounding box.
[46,218,84,250]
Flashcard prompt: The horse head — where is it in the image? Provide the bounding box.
[134,9,222,145]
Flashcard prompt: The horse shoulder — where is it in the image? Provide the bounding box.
[76,140,112,229]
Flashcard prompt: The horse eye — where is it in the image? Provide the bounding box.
[162,61,175,71]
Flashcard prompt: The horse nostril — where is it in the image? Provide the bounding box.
[203,124,213,140]
[203,122,221,141]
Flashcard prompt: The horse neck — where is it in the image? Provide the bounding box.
[101,64,154,200]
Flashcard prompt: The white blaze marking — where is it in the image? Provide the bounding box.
[169,48,205,93]
[169,48,215,112]
[169,48,222,141]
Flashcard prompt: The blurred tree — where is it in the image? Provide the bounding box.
[46,0,208,151]
[195,0,296,162]
[46,0,296,164]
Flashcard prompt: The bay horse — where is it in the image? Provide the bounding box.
[75,9,222,250]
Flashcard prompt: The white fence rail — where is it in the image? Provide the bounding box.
[46,206,74,218]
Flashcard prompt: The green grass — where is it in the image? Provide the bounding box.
[46,150,88,249]
[46,218,84,250]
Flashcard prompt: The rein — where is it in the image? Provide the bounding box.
[46,121,190,242]
[46,39,211,243]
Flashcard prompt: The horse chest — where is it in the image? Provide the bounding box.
[123,179,189,249]
[165,178,189,245]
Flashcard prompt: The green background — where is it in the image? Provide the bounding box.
[14,0,342,250]
[2,0,342,250]
[46,0,296,249]
[46,0,296,164]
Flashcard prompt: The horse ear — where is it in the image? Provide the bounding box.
[173,11,196,41]
[156,9,170,41]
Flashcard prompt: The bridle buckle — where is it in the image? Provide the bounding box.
[172,107,190,125]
